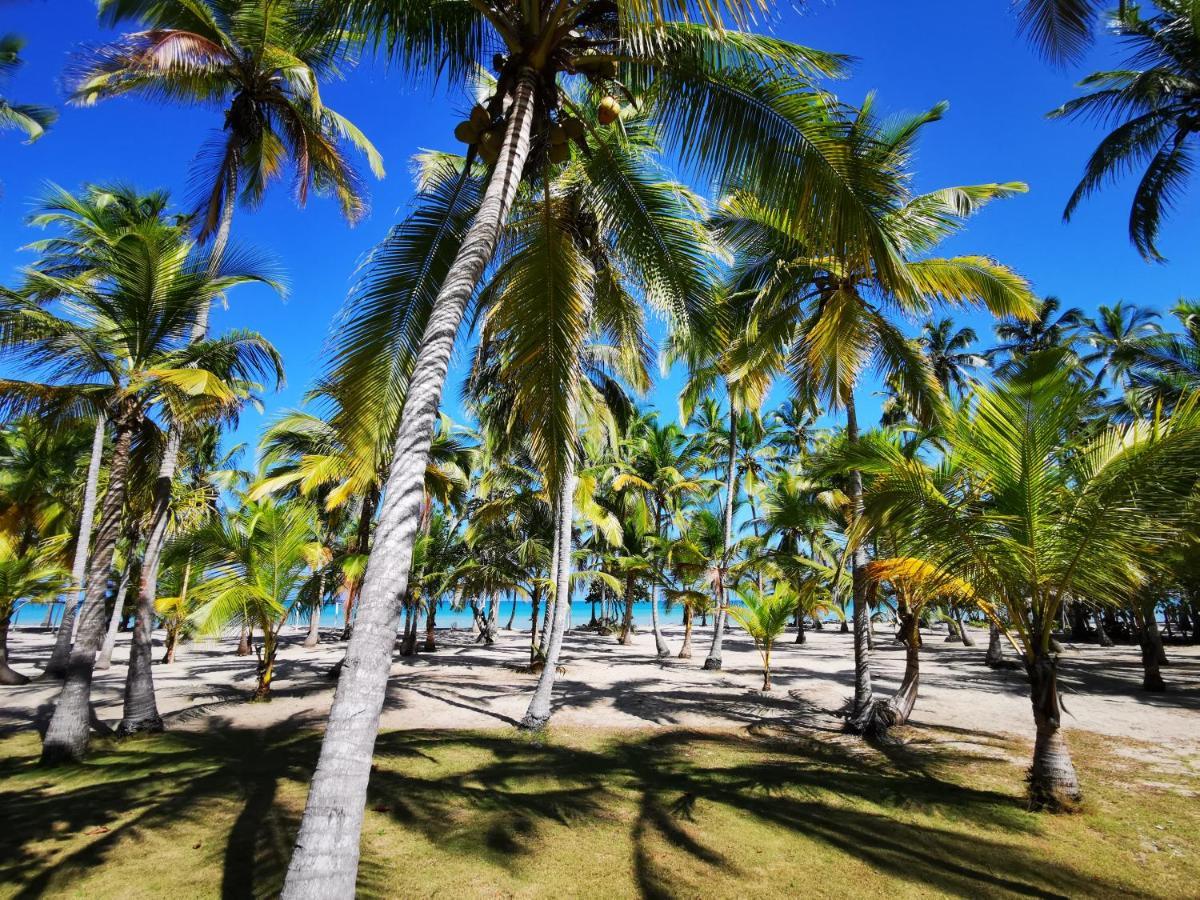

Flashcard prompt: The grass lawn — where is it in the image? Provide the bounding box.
[1,723,1197,898]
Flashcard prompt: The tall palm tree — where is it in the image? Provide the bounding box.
[1124,300,1200,412]
[714,97,1036,732]
[0,34,56,146]
[70,0,383,257]
[1049,1,1200,260]
[1079,301,1161,392]
[863,352,1200,807]
[0,203,283,763]
[71,1,381,731]
[281,0,902,884]
[987,296,1085,375]
[920,318,987,397]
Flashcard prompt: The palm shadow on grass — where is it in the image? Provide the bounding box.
[0,722,1153,899]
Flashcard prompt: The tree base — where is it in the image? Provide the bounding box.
[117,715,164,737]
[843,699,900,741]
[518,713,549,731]
[702,656,721,671]
[0,666,30,686]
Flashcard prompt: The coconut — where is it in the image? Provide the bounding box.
[453,120,479,144]
[597,96,621,125]
[470,104,491,131]
[548,142,570,164]
[561,117,586,141]
[479,126,504,157]
[549,124,567,145]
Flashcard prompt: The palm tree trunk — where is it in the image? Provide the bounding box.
[0,608,28,685]
[96,561,133,671]
[521,462,576,729]
[985,622,1005,667]
[678,608,694,658]
[117,199,229,730]
[881,611,921,728]
[649,507,670,658]
[41,409,136,763]
[282,70,540,899]
[529,586,541,662]
[956,608,975,646]
[703,399,737,671]
[1026,652,1082,809]
[254,628,277,700]
[619,573,636,645]
[505,592,518,630]
[794,615,806,645]
[305,606,322,649]
[1093,610,1113,647]
[844,398,874,732]
[424,599,437,652]
[44,413,106,679]
[237,622,251,656]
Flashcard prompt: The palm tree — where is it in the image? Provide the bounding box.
[920,318,987,397]
[613,415,709,657]
[190,498,328,698]
[0,34,55,146]
[988,296,1085,375]
[0,201,283,763]
[864,352,1200,807]
[1049,2,1200,260]
[281,0,907,883]
[71,1,381,729]
[714,97,1036,732]
[1123,300,1200,411]
[0,535,70,685]
[1079,301,1161,392]
[1014,0,1128,64]
[727,583,794,690]
[70,0,382,257]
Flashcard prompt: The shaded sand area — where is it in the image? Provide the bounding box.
[4,622,1198,749]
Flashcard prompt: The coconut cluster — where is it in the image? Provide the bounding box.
[453,96,621,166]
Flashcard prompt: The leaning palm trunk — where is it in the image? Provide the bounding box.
[521,462,577,729]
[648,584,670,658]
[119,203,229,735]
[304,609,321,648]
[844,400,874,732]
[95,562,133,671]
[0,609,28,685]
[703,403,738,671]
[281,71,539,899]
[678,607,694,658]
[44,414,106,678]
[985,622,1005,667]
[1026,652,1082,810]
[41,411,136,763]
[866,608,921,737]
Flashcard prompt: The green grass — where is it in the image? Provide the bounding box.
[1,723,1197,898]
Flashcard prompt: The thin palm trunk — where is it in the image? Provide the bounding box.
[342,488,378,641]
[678,607,693,658]
[845,397,874,732]
[619,572,636,645]
[423,598,437,652]
[237,622,251,656]
[521,461,576,729]
[529,586,541,662]
[649,506,670,657]
[985,622,1005,667]
[44,414,106,678]
[119,198,232,734]
[41,410,136,763]
[703,401,737,671]
[505,592,518,630]
[1094,610,1113,647]
[96,560,134,671]
[282,71,539,898]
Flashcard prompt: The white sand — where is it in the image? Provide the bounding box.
[3,622,1198,753]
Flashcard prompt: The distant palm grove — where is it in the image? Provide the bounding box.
[2,1,1200,898]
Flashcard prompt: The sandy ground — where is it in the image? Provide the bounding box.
[3,621,1199,753]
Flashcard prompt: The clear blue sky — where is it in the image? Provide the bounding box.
[2,0,1198,456]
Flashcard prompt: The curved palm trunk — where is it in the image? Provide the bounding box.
[521,464,576,729]
[649,507,670,658]
[844,399,874,733]
[1026,652,1082,810]
[703,401,738,671]
[41,411,136,763]
[1093,610,1113,647]
[254,627,278,700]
[119,196,231,733]
[0,608,28,685]
[44,414,106,679]
[678,608,694,658]
[96,561,134,671]
[282,71,539,899]
[877,610,921,732]
[304,607,322,649]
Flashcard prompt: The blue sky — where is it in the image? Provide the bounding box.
[2,0,1198,457]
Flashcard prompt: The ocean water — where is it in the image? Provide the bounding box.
[14,598,682,631]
